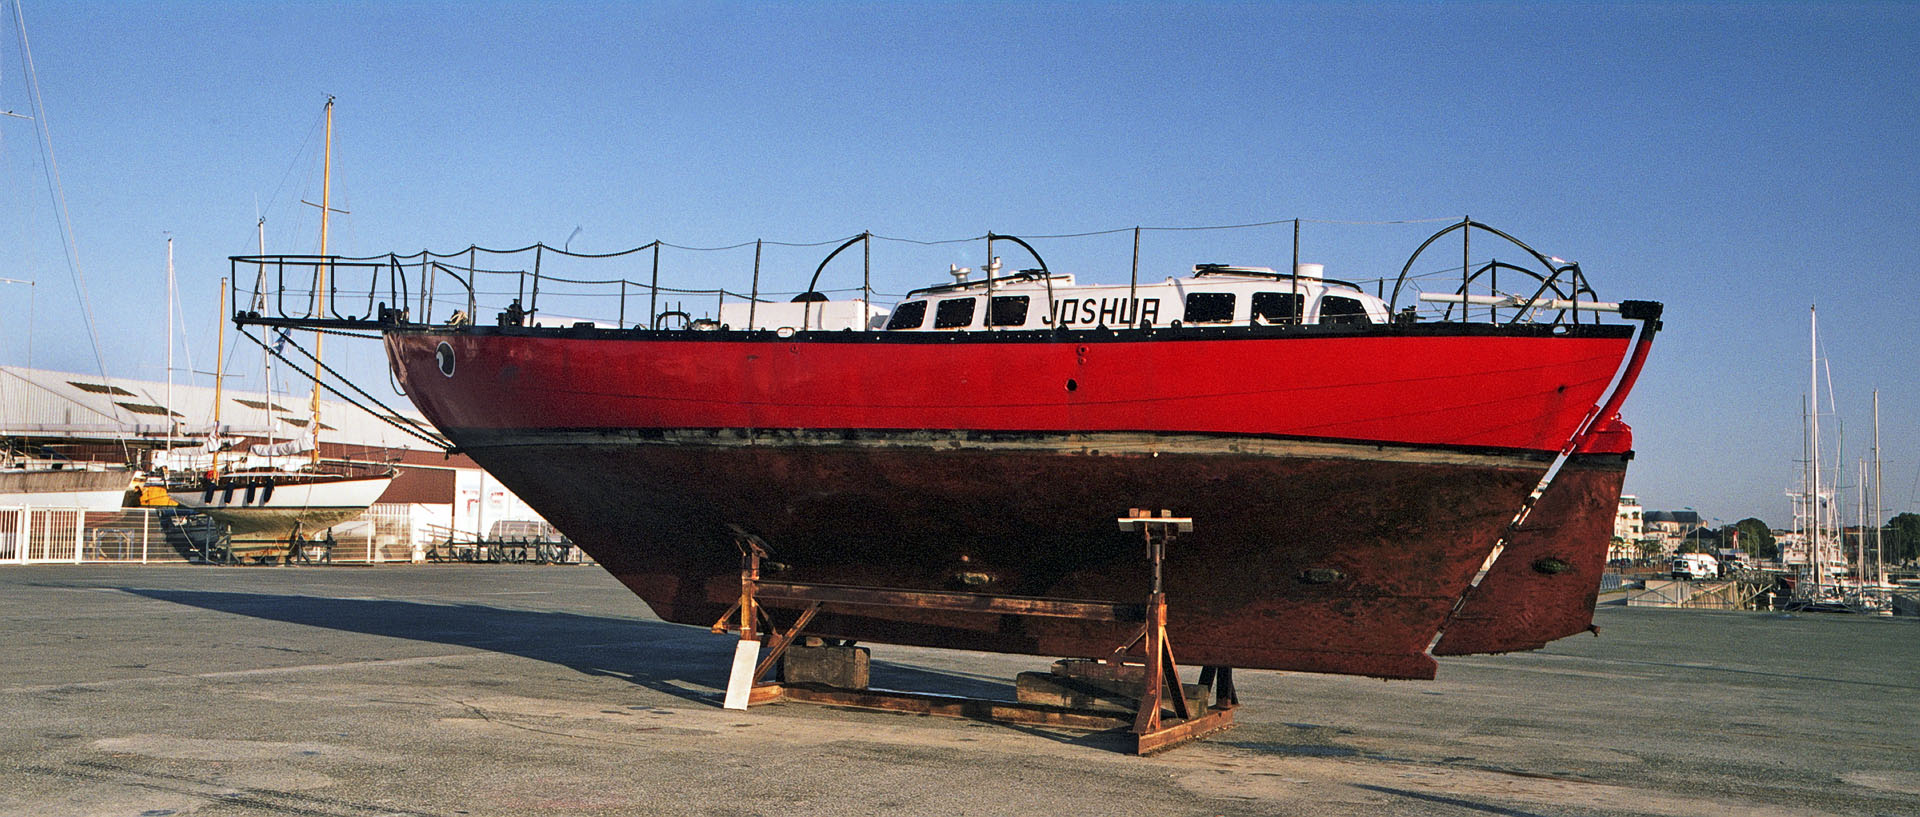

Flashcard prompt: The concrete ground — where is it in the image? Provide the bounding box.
[1,564,1915,817]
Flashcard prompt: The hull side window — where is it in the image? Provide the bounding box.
[933,298,977,329]
[1183,292,1235,324]
[1318,295,1373,325]
[988,296,1030,327]
[1251,292,1303,325]
[885,300,928,330]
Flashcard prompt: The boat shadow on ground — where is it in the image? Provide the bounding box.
[115,587,731,698]
[114,587,1130,747]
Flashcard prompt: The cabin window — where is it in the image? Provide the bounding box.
[988,296,1030,327]
[1251,292,1303,325]
[1183,292,1236,324]
[1318,295,1373,326]
[886,300,928,330]
[933,298,977,329]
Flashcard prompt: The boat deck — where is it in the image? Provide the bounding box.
[3,565,1914,816]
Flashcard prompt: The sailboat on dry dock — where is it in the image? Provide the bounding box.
[165,98,392,560]
[0,449,130,510]
[234,217,1661,679]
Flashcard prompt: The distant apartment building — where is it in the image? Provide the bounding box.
[1610,495,1645,561]
[1643,509,1704,556]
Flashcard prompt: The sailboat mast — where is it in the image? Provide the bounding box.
[309,96,333,468]
[1857,460,1866,582]
[213,278,226,472]
[1799,396,1809,558]
[254,218,269,312]
[1808,305,1823,593]
[165,236,175,456]
[259,217,275,455]
[1873,390,1883,587]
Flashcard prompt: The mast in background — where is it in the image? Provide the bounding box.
[1872,390,1884,587]
[164,236,175,457]
[1808,306,1824,594]
[212,278,226,472]
[308,96,334,467]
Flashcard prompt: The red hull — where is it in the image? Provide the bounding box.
[402,327,1632,451]
[1432,452,1629,655]
[386,324,1646,679]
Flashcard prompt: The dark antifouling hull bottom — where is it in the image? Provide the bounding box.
[459,433,1566,679]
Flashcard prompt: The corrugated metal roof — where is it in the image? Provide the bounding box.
[0,365,435,451]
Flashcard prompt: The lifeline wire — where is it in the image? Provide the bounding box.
[326,217,1462,263]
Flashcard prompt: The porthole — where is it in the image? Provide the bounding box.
[436,342,456,377]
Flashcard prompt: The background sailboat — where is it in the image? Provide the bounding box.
[165,98,393,560]
[1784,306,1891,614]
[0,448,130,509]
[0,3,135,509]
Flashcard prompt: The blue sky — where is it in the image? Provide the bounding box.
[1,1,1915,528]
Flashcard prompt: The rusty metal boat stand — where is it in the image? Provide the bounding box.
[709,510,1238,755]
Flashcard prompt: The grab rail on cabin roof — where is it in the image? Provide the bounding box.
[1389,218,1605,326]
[1191,264,1368,293]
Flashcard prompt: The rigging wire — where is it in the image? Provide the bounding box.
[659,235,855,251]
[235,325,452,451]
[8,0,130,463]
[243,108,326,251]
[166,247,200,397]
[216,104,324,381]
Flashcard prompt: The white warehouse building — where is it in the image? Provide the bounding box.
[0,364,562,563]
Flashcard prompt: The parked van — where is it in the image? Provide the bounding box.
[1670,553,1720,580]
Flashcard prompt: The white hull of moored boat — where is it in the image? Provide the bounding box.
[0,465,131,511]
[168,473,393,541]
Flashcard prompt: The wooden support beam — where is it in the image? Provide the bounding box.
[708,580,1146,623]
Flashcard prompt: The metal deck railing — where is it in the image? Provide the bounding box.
[228,219,1644,336]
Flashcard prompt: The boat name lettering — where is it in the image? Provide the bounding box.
[1050,297,1159,328]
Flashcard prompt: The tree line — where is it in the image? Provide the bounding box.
[1710,513,1920,564]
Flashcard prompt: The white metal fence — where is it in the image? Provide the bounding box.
[0,506,190,564]
[0,503,578,566]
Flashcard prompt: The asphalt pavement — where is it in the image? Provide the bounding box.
[2,564,1915,817]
